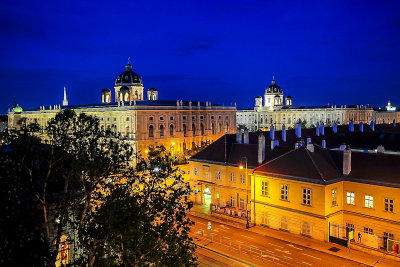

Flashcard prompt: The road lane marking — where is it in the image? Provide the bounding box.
[268,243,284,248]
[302,253,321,260]
[240,234,254,239]
[274,248,291,254]
[287,244,303,250]
[302,261,312,266]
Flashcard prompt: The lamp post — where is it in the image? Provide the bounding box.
[239,156,250,229]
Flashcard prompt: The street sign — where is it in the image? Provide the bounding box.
[207,222,212,230]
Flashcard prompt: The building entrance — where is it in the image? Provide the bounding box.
[203,187,212,208]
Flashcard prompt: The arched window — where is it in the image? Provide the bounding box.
[149,125,154,137]
[200,123,205,136]
[160,125,164,137]
[105,95,110,103]
[183,124,187,137]
[169,124,174,136]
[119,93,123,101]
[211,123,215,134]
[192,124,196,136]
[125,126,130,137]
[225,122,229,133]
[218,123,222,133]
[124,93,129,101]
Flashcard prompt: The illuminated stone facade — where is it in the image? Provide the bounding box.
[237,78,374,131]
[8,62,236,157]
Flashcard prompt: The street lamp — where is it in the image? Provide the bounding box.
[239,156,250,229]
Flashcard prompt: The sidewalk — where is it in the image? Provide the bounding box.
[189,205,399,266]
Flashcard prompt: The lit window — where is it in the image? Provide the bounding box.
[240,174,245,184]
[261,181,268,197]
[364,195,373,208]
[240,198,245,210]
[280,184,289,201]
[302,188,311,206]
[230,173,235,183]
[331,188,337,206]
[346,192,355,205]
[385,198,394,212]
[216,171,221,180]
[194,168,198,176]
[230,196,235,207]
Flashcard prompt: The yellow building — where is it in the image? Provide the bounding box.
[7,61,237,157]
[252,143,400,253]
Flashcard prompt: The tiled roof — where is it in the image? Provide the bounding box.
[253,145,341,182]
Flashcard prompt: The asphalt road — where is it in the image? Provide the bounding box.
[190,215,367,267]
[196,246,253,267]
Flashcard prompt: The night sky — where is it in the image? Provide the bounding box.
[1,0,400,113]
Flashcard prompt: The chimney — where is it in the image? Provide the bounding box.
[236,129,242,144]
[377,145,385,154]
[258,134,266,164]
[295,141,301,149]
[307,137,311,144]
[359,122,363,132]
[243,129,249,144]
[343,146,351,176]
[322,140,326,148]
[320,122,325,136]
[333,122,337,133]
[270,125,275,139]
[295,123,302,138]
[306,143,314,152]
[271,139,279,150]
[339,143,346,151]
[370,121,374,131]
[316,122,320,136]
[282,124,287,142]
[349,120,354,132]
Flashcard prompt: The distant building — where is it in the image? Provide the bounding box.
[236,77,374,131]
[7,60,237,157]
[0,115,7,133]
[373,100,400,124]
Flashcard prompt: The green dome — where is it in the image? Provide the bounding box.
[13,104,23,113]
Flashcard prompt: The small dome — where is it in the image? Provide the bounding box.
[148,87,157,92]
[265,77,282,94]
[286,95,292,99]
[13,104,23,113]
[102,88,111,92]
[256,96,262,98]
[115,62,142,85]
[274,94,280,98]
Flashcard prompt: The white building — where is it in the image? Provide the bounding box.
[237,78,373,131]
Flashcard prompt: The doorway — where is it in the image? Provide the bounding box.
[203,187,212,208]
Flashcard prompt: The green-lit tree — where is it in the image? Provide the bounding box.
[80,146,197,266]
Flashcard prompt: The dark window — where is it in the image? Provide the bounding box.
[183,124,187,137]
[200,116,204,120]
[211,116,214,119]
[160,117,164,121]
[149,117,154,121]
[160,125,164,137]
[201,123,205,136]
[192,124,196,135]
[170,117,174,120]
[169,124,174,136]
[149,125,154,137]
[211,122,215,134]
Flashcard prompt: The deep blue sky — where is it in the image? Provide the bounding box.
[1,0,400,113]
